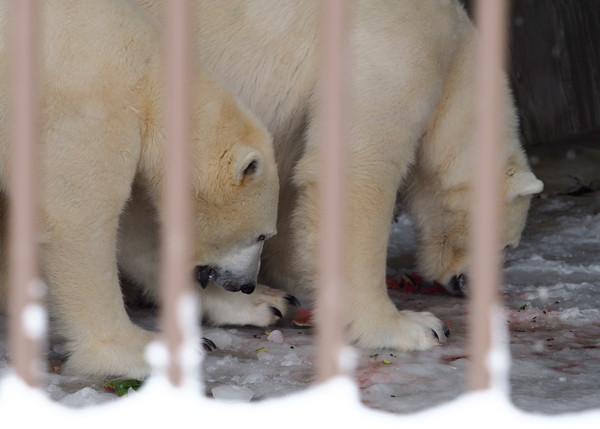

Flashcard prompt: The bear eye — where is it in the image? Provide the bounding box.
[257,232,276,242]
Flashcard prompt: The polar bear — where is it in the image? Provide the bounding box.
[135,0,543,352]
[0,0,280,378]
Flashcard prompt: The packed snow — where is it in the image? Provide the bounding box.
[1,143,600,425]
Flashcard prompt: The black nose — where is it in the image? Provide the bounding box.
[240,283,255,294]
[449,273,468,297]
[195,265,213,289]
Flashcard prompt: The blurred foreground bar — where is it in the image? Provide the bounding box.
[315,0,349,383]
[162,0,196,387]
[8,0,42,387]
[469,0,509,391]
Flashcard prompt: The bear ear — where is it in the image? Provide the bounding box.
[507,171,544,202]
[232,145,264,185]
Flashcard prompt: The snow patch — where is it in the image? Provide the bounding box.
[22,304,47,340]
[267,329,283,343]
[211,384,254,402]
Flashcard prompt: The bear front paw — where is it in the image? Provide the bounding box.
[348,307,449,352]
[201,283,300,327]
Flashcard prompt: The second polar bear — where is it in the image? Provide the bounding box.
[0,0,280,378]
[134,0,543,351]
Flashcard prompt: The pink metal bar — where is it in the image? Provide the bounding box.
[8,0,42,387]
[161,0,195,387]
[468,0,509,391]
[315,0,349,383]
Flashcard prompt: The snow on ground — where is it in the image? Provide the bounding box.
[1,143,599,421]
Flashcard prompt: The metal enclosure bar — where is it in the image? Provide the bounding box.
[468,0,509,391]
[315,0,349,383]
[162,0,195,387]
[7,0,42,388]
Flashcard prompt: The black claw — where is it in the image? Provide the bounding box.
[202,337,217,352]
[432,324,450,342]
[269,306,283,319]
[284,294,301,308]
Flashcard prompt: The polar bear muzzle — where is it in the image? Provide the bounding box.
[195,265,256,294]
[211,268,257,294]
[194,238,267,294]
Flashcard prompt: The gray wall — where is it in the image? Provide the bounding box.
[460,0,600,146]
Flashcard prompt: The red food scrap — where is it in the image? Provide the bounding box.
[291,308,313,327]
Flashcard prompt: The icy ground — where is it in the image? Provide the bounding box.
[0,142,599,418]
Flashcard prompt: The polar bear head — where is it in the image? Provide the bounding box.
[139,66,278,296]
[406,151,543,296]
[443,165,543,296]
[175,84,279,295]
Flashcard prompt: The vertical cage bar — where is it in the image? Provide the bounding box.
[162,0,194,387]
[468,0,509,391]
[8,0,42,387]
[315,0,349,383]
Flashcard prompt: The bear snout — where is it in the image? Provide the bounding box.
[220,280,256,294]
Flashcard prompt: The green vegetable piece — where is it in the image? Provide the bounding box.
[255,347,268,354]
[104,378,144,397]
[382,359,392,364]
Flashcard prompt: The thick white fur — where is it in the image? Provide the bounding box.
[134,0,543,352]
[0,0,280,378]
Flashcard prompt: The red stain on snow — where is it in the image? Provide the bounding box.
[386,273,450,296]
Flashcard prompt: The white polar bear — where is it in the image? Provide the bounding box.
[134,0,543,352]
[0,0,281,378]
